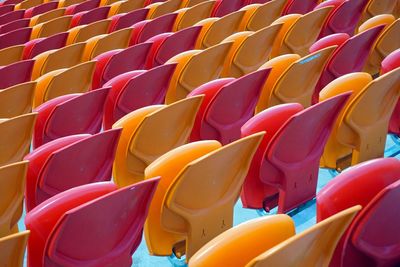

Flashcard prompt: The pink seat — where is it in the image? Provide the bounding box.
[188,69,270,145]
[32,88,111,148]
[0,5,15,17]
[211,0,248,17]
[92,42,152,89]
[65,0,100,15]
[22,32,68,59]
[241,93,350,213]
[0,18,29,34]
[103,64,177,129]
[0,27,32,50]
[145,26,201,68]
[24,130,122,211]
[283,0,321,15]
[24,1,59,18]
[313,26,383,103]
[309,33,350,53]
[317,158,400,267]
[0,10,24,25]
[108,8,149,32]
[0,60,33,89]
[70,6,111,27]
[129,12,177,45]
[317,0,369,37]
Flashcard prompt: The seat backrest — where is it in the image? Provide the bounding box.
[165,42,232,103]
[0,10,24,26]
[239,0,286,31]
[103,64,177,129]
[0,161,28,237]
[70,6,110,27]
[0,5,15,17]
[188,215,295,267]
[0,82,35,118]
[108,0,146,16]
[173,0,215,31]
[282,0,321,15]
[144,141,221,256]
[0,113,37,167]
[31,15,73,39]
[0,18,30,34]
[246,206,360,267]
[0,60,34,89]
[29,8,66,26]
[64,0,99,15]
[67,19,111,44]
[108,8,149,32]
[309,32,349,53]
[0,231,29,267]
[164,133,263,260]
[211,0,246,17]
[384,49,400,135]
[24,1,58,18]
[357,14,395,34]
[113,96,202,186]
[15,0,43,10]
[147,0,180,19]
[23,32,68,59]
[269,14,301,58]
[359,0,398,25]
[0,27,32,50]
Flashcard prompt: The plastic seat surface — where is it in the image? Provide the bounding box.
[268,14,301,58]
[188,69,270,145]
[165,42,232,103]
[0,5,15,17]
[0,28,32,50]
[282,0,321,14]
[29,8,66,27]
[0,231,29,267]
[70,6,110,27]
[33,88,111,148]
[108,0,146,16]
[58,0,88,8]
[383,49,400,135]
[24,1,59,18]
[108,8,149,32]
[0,45,24,65]
[0,10,24,26]
[0,60,33,90]
[309,32,349,54]
[31,15,72,39]
[0,82,35,118]
[0,18,30,34]
[91,42,152,89]
[14,0,44,10]
[103,64,177,129]
[64,0,100,15]
[239,0,286,31]
[173,1,215,31]
[67,19,111,44]
[357,14,395,34]
[25,182,118,267]
[0,162,27,237]
[147,0,180,19]
[211,0,246,17]
[359,0,398,25]
[23,32,68,59]
[189,215,295,267]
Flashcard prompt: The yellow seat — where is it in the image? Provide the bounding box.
[31,42,86,80]
[33,61,96,107]
[189,215,295,267]
[194,10,245,49]
[163,133,263,260]
[15,0,43,10]
[82,28,132,61]
[173,0,215,31]
[147,0,181,19]
[274,7,333,57]
[256,46,336,111]
[269,14,301,58]
[165,42,232,103]
[0,82,36,118]
[180,0,209,8]
[31,15,72,39]
[0,45,24,66]
[221,24,282,77]
[67,19,111,45]
[112,96,203,187]
[29,8,67,27]
[246,206,360,267]
[0,162,28,237]
[238,0,287,31]
[359,0,398,26]
[144,141,222,256]
[0,231,29,267]
[58,0,85,7]
[108,0,147,16]
[0,114,37,167]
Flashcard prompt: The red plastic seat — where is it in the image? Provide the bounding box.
[145,26,201,68]
[103,64,177,129]
[0,18,29,34]
[313,26,383,103]
[64,0,100,15]
[0,28,32,50]
[70,6,110,27]
[241,93,350,213]
[0,10,24,25]
[317,158,400,267]
[188,69,270,145]
[129,12,177,45]
[0,0,24,6]
[282,0,321,15]
[108,8,149,32]
[22,32,68,59]
[317,0,369,37]
[24,1,58,18]
[0,60,33,89]
[0,5,15,17]
[32,88,111,148]
[92,42,152,89]
[211,0,247,17]
[309,32,350,53]
[24,130,122,211]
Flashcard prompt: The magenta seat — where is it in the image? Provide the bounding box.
[92,42,152,89]
[309,33,350,53]
[241,93,350,213]
[0,18,29,34]
[317,158,400,267]
[65,0,100,15]
[283,0,321,15]
[103,64,177,129]
[188,69,270,145]
[22,32,68,59]
[312,26,383,103]
[0,9,24,25]
[0,5,15,17]
[0,59,33,89]
[70,6,111,27]
[0,27,32,50]
[211,0,248,17]
[0,0,23,6]
[145,26,201,68]
[24,1,59,18]
[33,88,111,148]
[108,8,149,32]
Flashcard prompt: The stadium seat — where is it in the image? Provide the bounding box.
[0,45,24,65]
[108,0,146,16]
[29,8,66,26]
[24,1,59,18]
[70,6,110,27]
[282,0,322,15]
[0,28,32,50]
[15,0,44,10]
[31,15,73,39]
[359,0,398,26]
[0,10,24,26]
[67,19,112,44]
[172,0,215,31]
[23,32,68,59]
[0,5,15,17]
[0,60,34,89]
[0,231,29,267]
[211,0,247,17]
[309,32,349,53]
[146,0,180,19]
[0,18,30,34]
[64,0,100,15]
[0,82,35,118]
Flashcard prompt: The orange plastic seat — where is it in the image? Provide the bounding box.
[108,8,149,32]
[29,8,67,26]
[256,46,336,111]
[180,0,210,7]
[0,45,24,65]
[357,14,395,34]
[31,42,85,79]
[173,0,215,31]
[320,68,400,170]
[239,0,286,31]
[246,206,360,267]
[33,61,96,107]
[64,0,100,15]
[165,42,232,103]
[30,15,72,39]
[147,0,180,19]
[66,19,111,44]
[58,0,86,8]
[108,0,147,16]
[268,14,301,58]
[0,161,27,237]
[359,0,398,25]
[0,82,35,118]
[15,0,43,10]
[112,96,203,187]
[0,231,29,267]
[82,28,132,60]
[221,24,281,77]
[189,215,295,267]
[194,10,244,49]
